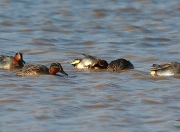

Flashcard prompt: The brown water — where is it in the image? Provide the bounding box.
[0,0,180,131]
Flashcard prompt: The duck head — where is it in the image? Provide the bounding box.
[70,59,81,67]
[49,62,68,76]
[13,52,25,67]
[94,60,108,69]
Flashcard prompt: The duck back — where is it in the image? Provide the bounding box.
[107,58,134,72]
[0,55,14,69]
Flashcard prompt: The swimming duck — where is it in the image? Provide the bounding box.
[0,52,25,69]
[70,54,134,71]
[107,58,134,72]
[150,62,180,76]
[70,54,108,69]
[16,62,68,76]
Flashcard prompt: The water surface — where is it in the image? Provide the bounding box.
[0,0,180,132]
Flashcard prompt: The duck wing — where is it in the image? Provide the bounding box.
[81,54,101,67]
[82,54,100,60]
[151,62,180,74]
[150,63,172,71]
[16,65,49,76]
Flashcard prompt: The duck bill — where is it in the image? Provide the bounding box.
[60,70,68,76]
[69,62,76,67]
[69,62,75,66]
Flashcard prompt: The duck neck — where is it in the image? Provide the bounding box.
[13,58,19,66]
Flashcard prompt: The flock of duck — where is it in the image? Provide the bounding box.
[0,52,179,77]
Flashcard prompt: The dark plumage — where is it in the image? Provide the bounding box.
[92,60,108,69]
[107,58,134,72]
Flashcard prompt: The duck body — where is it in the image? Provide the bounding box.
[0,55,14,69]
[16,65,49,76]
[0,52,25,69]
[75,56,99,69]
[16,62,68,76]
[107,58,134,72]
[70,54,134,71]
[70,54,106,69]
[150,62,180,76]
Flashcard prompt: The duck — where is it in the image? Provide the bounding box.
[16,62,68,76]
[0,52,25,69]
[70,54,108,69]
[150,62,180,76]
[107,58,134,72]
[70,54,134,71]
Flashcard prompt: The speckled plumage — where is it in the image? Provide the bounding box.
[107,58,134,72]
[150,62,180,76]
[16,62,68,76]
[16,65,49,76]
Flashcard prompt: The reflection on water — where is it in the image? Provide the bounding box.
[0,0,180,131]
